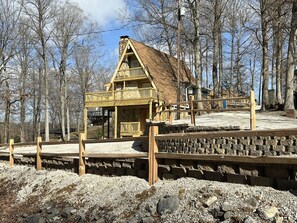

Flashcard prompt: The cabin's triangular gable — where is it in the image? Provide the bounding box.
[109,39,156,90]
[129,39,195,102]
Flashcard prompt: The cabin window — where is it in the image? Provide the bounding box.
[128,55,140,68]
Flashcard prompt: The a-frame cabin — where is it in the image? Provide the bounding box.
[84,36,195,138]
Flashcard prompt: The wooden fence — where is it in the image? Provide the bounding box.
[0,136,148,175]
[1,124,297,188]
[155,90,256,130]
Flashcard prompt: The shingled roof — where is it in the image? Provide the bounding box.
[128,38,195,102]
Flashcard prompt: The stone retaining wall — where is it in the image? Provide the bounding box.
[155,128,297,190]
[10,156,149,179]
[158,133,297,156]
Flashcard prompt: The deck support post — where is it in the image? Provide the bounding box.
[102,108,105,139]
[114,106,118,138]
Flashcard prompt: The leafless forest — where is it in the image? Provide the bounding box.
[0,0,296,143]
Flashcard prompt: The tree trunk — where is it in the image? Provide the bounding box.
[260,0,269,110]
[236,33,241,94]
[205,39,209,88]
[285,1,297,110]
[20,71,26,142]
[193,0,202,109]
[275,0,283,105]
[66,79,70,141]
[4,80,10,143]
[212,0,221,98]
[230,29,235,93]
[219,30,223,96]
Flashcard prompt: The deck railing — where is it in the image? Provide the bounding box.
[116,67,146,79]
[85,88,163,104]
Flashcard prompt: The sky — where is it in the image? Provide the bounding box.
[69,0,134,57]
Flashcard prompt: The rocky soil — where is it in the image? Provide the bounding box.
[1,163,297,223]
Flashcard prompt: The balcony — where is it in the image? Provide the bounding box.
[85,88,164,107]
[114,67,146,81]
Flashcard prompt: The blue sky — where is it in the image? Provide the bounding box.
[69,0,134,58]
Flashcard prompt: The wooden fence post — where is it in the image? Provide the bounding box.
[9,139,14,167]
[190,95,195,126]
[250,90,256,130]
[79,133,86,176]
[149,125,159,185]
[36,137,42,170]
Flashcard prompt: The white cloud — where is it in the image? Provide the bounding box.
[69,0,125,27]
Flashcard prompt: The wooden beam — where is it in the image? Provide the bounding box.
[156,153,297,165]
[83,136,148,144]
[250,90,256,130]
[149,125,159,185]
[107,110,110,138]
[36,137,42,170]
[192,108,250,112]
[79,133,86,176]
[114,106,118,138]
[84,153,147,158]
[41,153,78,157]
[194,96,249,103]
[9,139,14,167]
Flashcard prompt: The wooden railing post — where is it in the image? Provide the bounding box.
[9,139,14,167]
[168,100,173,124]
[36,137,42,170]
[149,125,159,185]
[190,95,195,126]
[250,90,256,130]
[155,104,160,121]
[79,133,86,176]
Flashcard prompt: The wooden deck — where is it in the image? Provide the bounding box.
[85,88,164,108]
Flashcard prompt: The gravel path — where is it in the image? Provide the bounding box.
[1,163,297,222]
[175,110,297,130]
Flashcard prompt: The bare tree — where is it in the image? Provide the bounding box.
[22,0,56,141]
[0,0,22,143]
[51,1,84,141]
[15,19,34,142]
